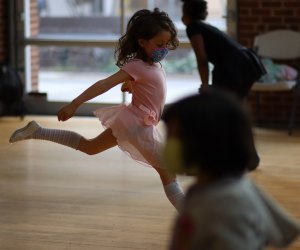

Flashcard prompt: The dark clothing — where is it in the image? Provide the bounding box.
[186,21,265,99]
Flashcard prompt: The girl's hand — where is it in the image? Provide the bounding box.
[57,102,78,121]
[121,80,133,94]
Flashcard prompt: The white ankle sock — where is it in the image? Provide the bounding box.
[164,180,185,212]
[30,127,82,149]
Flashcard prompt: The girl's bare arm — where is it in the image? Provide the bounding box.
[58,70,132,121]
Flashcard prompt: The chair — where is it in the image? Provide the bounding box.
[251,30,300,135]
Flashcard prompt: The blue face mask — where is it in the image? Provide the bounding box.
[151,48,169,63]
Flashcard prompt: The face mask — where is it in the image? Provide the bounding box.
[163,137,200,175]
[151,48,168,63]
[163,137,185,174]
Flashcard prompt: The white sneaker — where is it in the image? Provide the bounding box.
[9,120,41,143]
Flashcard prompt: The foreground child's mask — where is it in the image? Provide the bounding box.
[163,137,185,174]
[163,137,200,175]
[151,48,169,62]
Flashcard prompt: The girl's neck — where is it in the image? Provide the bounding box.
[135,55,152,65]
[141,58,161,67]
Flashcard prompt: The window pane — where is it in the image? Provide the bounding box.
[208,0,227,31]
[124,0,186,39]
[36,0,121,39]
[36,45,200,104]
[26,0,224,105]
[163,48,200,103]
[124,0,226,39]
[36,45,122,103]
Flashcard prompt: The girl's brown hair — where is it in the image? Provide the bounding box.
[115,8,179,67]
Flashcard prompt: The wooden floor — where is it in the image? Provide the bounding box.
[0,115,299,250]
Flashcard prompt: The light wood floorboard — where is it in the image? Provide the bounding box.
[0,116,299,250]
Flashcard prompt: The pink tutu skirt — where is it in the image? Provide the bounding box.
[93,104,164,168]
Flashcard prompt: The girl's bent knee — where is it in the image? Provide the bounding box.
[84,150,98,156]
[77,138,97,155]
[77,146,99,155]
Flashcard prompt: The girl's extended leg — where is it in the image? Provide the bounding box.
[9,120,118,154]
[10,120,184,210]
[155,167,185,212]
[131,142,185,212]
[77,128,117,155]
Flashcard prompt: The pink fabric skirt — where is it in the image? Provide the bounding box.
[93,104,164,168]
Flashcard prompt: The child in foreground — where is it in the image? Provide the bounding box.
[162,89,300,249]
[9,8,184,211]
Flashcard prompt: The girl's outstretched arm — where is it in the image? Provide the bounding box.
[57,70,131,121]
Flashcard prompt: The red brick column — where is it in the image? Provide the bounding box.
[30,0,40,92]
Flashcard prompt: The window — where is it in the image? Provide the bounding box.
[23,0,230,108]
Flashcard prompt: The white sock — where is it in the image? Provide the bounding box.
[164,180,185,212]
[31,127,82,149]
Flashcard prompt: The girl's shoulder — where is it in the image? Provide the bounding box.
[122,58,145,69]
[123,59,162,70]
[125,58,144,66]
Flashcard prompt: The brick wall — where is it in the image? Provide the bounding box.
[238,0,300,127]
[30,0,40,91]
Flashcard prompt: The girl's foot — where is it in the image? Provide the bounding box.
[9,120,40,143]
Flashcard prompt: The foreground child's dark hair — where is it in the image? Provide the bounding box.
[115,8,179,67]
[163,88,257,178]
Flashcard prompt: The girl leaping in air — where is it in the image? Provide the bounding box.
[9,8,185,211]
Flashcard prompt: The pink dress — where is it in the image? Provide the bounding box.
[94,59,167,168]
